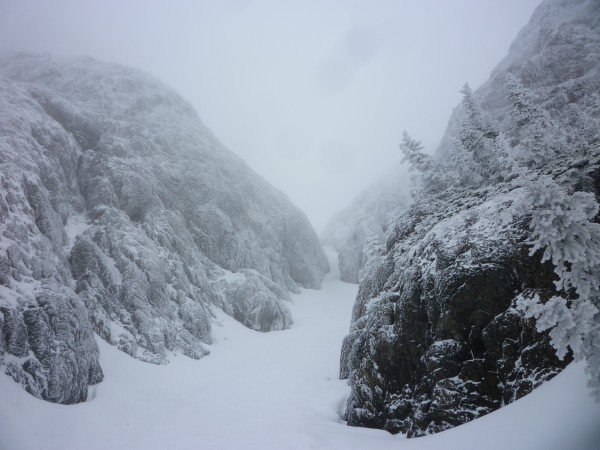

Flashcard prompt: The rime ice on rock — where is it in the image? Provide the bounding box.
[0,54,329,402]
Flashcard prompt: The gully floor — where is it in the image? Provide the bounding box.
[1,249,599,450]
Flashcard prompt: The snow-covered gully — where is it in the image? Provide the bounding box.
[1,250,599,450]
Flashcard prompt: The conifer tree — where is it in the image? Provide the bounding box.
[505,74,557,167]
[400,131,448,194]
[517,175,600,399]
[450,83,509,186]
[400,131,431,173]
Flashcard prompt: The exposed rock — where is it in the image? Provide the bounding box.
[341,0,600,437]
[341,178,598,435]
[220,269,293,332]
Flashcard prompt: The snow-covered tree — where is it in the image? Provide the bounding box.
[449,84,511,187]
[516,175,600,399]
[400,131,448,194]
[504,74,558,167]
[581,92,600,147]
[400,131,431,173]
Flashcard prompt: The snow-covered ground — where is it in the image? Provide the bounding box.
[1,249,599,450]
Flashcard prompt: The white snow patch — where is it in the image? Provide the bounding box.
[218,269,247,284]
[63,213,91,253]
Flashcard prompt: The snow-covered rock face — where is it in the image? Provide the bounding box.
[322,176,409,283]
[340,185,584,436]
[0,54,328,402]
[341,0,600,437]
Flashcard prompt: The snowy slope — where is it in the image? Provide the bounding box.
[0,53,328,403]
[0,250,598,450]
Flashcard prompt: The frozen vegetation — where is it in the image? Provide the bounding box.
[340,0,600,437]
[0,53,328,403]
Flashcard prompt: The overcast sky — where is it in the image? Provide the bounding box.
[0,0,541,232]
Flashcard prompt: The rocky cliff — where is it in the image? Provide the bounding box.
[322,175,409,283]
[0,54,329,403]
[341,0,600,437]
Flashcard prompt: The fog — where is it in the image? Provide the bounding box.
[0,0,540,232]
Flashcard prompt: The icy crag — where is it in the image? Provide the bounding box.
[322,176,409,283]
[0,54,328,403]
[341,0,600,437]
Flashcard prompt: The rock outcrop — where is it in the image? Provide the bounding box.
[341,0,600,436]
[0,54,329,403]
